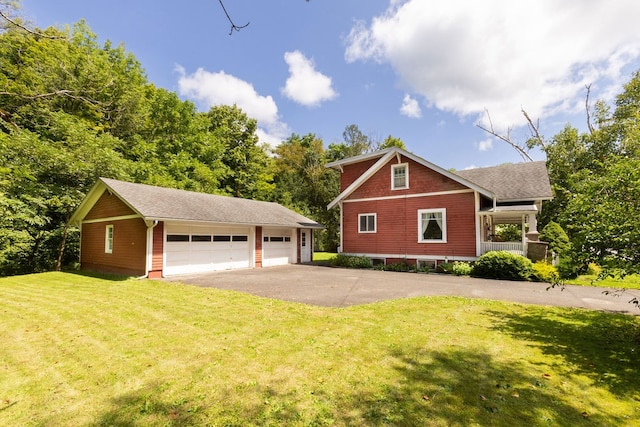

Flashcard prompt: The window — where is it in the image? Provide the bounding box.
[166,234,189,242]
[270,236,284,242]
[213,235,231,242]
[191,235,212,242]
[105,225,113,253]
[391,163,408,190]
[301,233,306,247]
[418,209,447,243]
[358,213,376,233]
[232,235,248,242]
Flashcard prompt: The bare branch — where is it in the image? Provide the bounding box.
[477,109,534,162]
[522,108,546,150]
[217,0,249,35]
[585,83,595,135]
[0,9,66,40]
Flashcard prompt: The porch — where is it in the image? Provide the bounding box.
[479,204,541,257]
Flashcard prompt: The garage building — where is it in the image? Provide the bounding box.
[70,178,322,277]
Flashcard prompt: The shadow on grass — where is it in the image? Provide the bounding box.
[486,308,640,397]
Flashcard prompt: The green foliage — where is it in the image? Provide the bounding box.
[377,135,406,150]
[532,261,559,283]
[438,262,454,274]
[331,254,371,269]
[539,222,570,256]
[374,260,417,272]
[452,261,473,276]
[472,251,534,281]
[494,224,521,242]
[586,263,602,276]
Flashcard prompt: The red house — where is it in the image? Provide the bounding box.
[326,147,552,267]
[70,178,322,277]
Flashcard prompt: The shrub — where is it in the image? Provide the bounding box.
[586,263,602,276]
[472,251,534,281]
[331,254,372,269]
[540,222,570,256]
[557,257,580,279]
[452,261,473,276]
[378,261,416,272]
[532,261,559,283]
[438,262,454,274]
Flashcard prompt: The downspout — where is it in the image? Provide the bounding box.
[139,220,159,279]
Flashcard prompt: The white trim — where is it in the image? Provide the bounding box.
[341,252,477,262]
[82,214,140,224]
[391,163,409,190]
[358,213,377,233]
[339,202,344,253]
[343,188,473,204]
[418,208,447,243]
[105,225,113,254]
[474,192,482,257]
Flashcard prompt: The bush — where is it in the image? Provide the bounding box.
[586,263,602,276]
[557,257,580,279]
[331,254,371,269]
[540,222,570,256]
[376,261,416,272]
[472,251,534,281]
[532,261,559,283]
[438,262,454,274]
[452,261,473,276]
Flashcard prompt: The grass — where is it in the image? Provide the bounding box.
[312,251,337,262]
[565,274,640,290]
[1,272,639,426]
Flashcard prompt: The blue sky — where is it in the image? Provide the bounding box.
[20,0,640,170]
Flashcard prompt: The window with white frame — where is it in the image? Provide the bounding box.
[391,163,408,190]
[105,225,114,253]
[358,213,376,233]
[418,209,446,242]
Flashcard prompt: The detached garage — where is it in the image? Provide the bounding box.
[70,178,322,277]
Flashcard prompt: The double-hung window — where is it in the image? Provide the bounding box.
[358,213,376,233]
[105,225,114,253]
[418,209,447,243]
[391,163,408,190]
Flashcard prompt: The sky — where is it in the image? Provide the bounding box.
[19,0,640,170]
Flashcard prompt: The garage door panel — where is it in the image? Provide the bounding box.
[164,225,250,276]
[263,228,294,267]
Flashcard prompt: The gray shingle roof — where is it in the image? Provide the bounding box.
[100,178,322,228]
[455,161,552,202]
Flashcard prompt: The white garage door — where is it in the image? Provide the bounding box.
[263,228,294,267]
[164,225,251,276]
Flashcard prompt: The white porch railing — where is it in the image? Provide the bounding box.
[481,241,526,256]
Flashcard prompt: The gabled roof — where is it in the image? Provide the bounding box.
[326,147,553,209]
[70,178,322,229]
[455,161,553,202]
[326,147,494,209]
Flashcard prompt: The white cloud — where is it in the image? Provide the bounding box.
[176,66,289,146]
[281,51,338,107]
[400,94,422,118]
[346,0,640,132]
[477,138,493,152]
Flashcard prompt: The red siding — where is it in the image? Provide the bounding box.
[349,156,467,200]
[81,218,147,276]
[85,191,136,220]
[148,221,164,278]
[255,226,263,268]
[342,192,477,258]
[340,159,378,191]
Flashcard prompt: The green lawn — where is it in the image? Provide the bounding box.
[566,274,640,290]
[1,272,639,426]
[312,251,337,262]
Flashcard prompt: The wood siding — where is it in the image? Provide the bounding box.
[85,190,136,220]
[81,218,148,276]
[349,156,467,200]
[148,221,164,278]
[255,226,263,268]
[340,155,478,259]
[340,158,378,192]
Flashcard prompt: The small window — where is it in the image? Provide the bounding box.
[270,236,284,242]
[263,236,269,242]
[284,236,291,243]
[232,235,248,242]
[213,235,231,242]
[391,163,408,190]
[418,209,447,243]
[105,225,113,253]
[358,213,376,233]
[167,234,189,242]
[191,235,212,242]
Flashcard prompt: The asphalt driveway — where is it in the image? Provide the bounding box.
[165,264,640,315]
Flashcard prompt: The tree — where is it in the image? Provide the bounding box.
[376,135,406,150]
